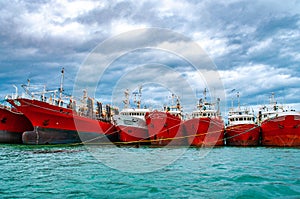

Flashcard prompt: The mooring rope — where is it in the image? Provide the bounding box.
[17,100,260,146]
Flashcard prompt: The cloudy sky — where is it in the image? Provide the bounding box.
[1,0,300,115]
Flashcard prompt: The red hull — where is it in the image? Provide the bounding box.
[145,111,187,146]
[261,115,300,147]
[0,106,33,143]
[8,98,117,144]
[116,125,149,144]
[225,124,260,146]
[184,117,224,146]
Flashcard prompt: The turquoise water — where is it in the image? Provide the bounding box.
[0,145,299,198]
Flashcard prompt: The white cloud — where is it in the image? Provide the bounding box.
[192,30,244,59]
[109,19,148,35]
[220,64,300,98]
[246,38,273,55]
[14,0,105,42]
[156,0,196,19]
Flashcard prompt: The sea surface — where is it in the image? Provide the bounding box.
[0,144,299,199]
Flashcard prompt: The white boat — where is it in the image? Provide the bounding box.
[113,87,150,144]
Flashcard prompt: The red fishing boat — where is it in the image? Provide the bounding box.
[225,92,260,146]
[8,69,117,145]
[259,93,300,147]
[145,94,187,146]
[184,89,224,147]
[113,87,150,145]
[0,103,33,143]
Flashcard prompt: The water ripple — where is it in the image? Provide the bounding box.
[0,145,299,198]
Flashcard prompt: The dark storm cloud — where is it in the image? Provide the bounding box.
[0,0,299,111]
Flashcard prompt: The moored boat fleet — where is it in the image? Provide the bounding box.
[1,70,300,147]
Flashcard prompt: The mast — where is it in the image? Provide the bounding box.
[270,92,277,111]
[203,88,207,102]
[237,91,240,110]
[25,79,31,96]
[270,92,276,104]
[123,89,130,109]
[12,85,18,99]
[42,85,46,102]
[137,86,142,109]
[230,89,236,111]
[59,67,64,100]
[133,86,142,109]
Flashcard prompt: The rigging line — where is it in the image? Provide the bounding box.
[79,125,117,144]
